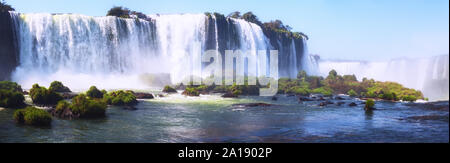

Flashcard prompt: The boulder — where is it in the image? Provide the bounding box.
[271,96,278,101]
[232,103,273,108]
[222,92,238,98]
[134,92,154,99]
[349,102,357,107]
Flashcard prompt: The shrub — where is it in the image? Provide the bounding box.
[29,84,63,106]
[347,89,358,97]
[182,87,200,96]
[162,85,177,93]
[0,90,24,108]
[0,1,15,12]
[365,99,375,110]
[312,87,333,96]
[286,86,310,96]
[14,107,52,126]
[402,95,417,102]
[106,6,131,18]
[71,94,107,118]
[87,86,104,98]
[49,81,71,93]
[103,90,138,106]
[0,81,25,108]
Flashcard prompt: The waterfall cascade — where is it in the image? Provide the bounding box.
[5,12,310,90]
[318,55,449,101]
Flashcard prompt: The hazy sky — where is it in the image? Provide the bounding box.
[7,0,449,61]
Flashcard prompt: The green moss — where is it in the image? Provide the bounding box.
[14,107,52,126]
[162,85,177,93]
[86,86,104,98]
[29,84,63,106]
[365,99,375,110]
[103,90,137,106]
[402,95,417,102]
[49,81,71,93]
[71,94,107,118]
[182,87,200,96]
[0,82,25,108]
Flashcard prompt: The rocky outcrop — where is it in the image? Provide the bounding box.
[232,103,273,108]
[134,92,154,99]
[0,12,18,80]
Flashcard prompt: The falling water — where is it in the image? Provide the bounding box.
[8,12,296,90]
[318,55,449,101]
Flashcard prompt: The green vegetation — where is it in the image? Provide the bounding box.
[13,107,52,126]
[162,85,177,93]
[29,84,63,106]
[49,81,71,93]
[0,81,25,108]
[278,70,424,101]
[70,94,107,118]
[182,87,200,96]
[106,6,131,18]
[365,99,375,110]
[226,11,308,40]
[0,1,14,12]
[103,90,137,106]
[86,86,105,98]
[348,89,358,97]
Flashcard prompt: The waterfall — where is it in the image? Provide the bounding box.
[8,12,298,90]
[318,55,449,101]
[289,39,298,78]
[300,38,318,76]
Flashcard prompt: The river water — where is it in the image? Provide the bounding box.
[0,94,448,143]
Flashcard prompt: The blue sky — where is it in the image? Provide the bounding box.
[7,0,449,61]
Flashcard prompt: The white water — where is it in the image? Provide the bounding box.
[300,38,319,76]
[9,12,294,90]
[318,55,449,101]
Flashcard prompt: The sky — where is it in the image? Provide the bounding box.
[6,0,449,61]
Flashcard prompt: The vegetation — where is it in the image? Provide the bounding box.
[182,87,200,96]
[29,84,63,106]
[14,107,52,126]
[277,70,423,101]
[162,85,177,93]
[49,81,71,93]
[0,1,15,12]
[86,86,105,98]
[70,94,107,118]
[106,6,131,18]
[348,89,358,97]
[0,81,25,108]
[365,99,375,110]
[103,90,138,106]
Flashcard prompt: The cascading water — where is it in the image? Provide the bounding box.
[300,38,318,76]
[318,55,449,101]
[8,12,306,90]
[289,39,298,78]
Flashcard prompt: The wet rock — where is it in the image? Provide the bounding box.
[134,92,154,99]
[61,92,78,99]
[232,103,273,108]
[404,114,449,122]
[51,108,80,120]
[299,96,313,101]
[336,102,345,106]
[222,92,238,98]
[271,96,278,101]
[349,102,357,107]
[326,101,334,105]
[318,102,327,107]
[123,106,137,110]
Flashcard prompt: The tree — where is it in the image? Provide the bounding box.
[228,11,241,18]
[297,70,307,81]
[0,1,15,12]
[106,6,131,18]
[241,12,262,26]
